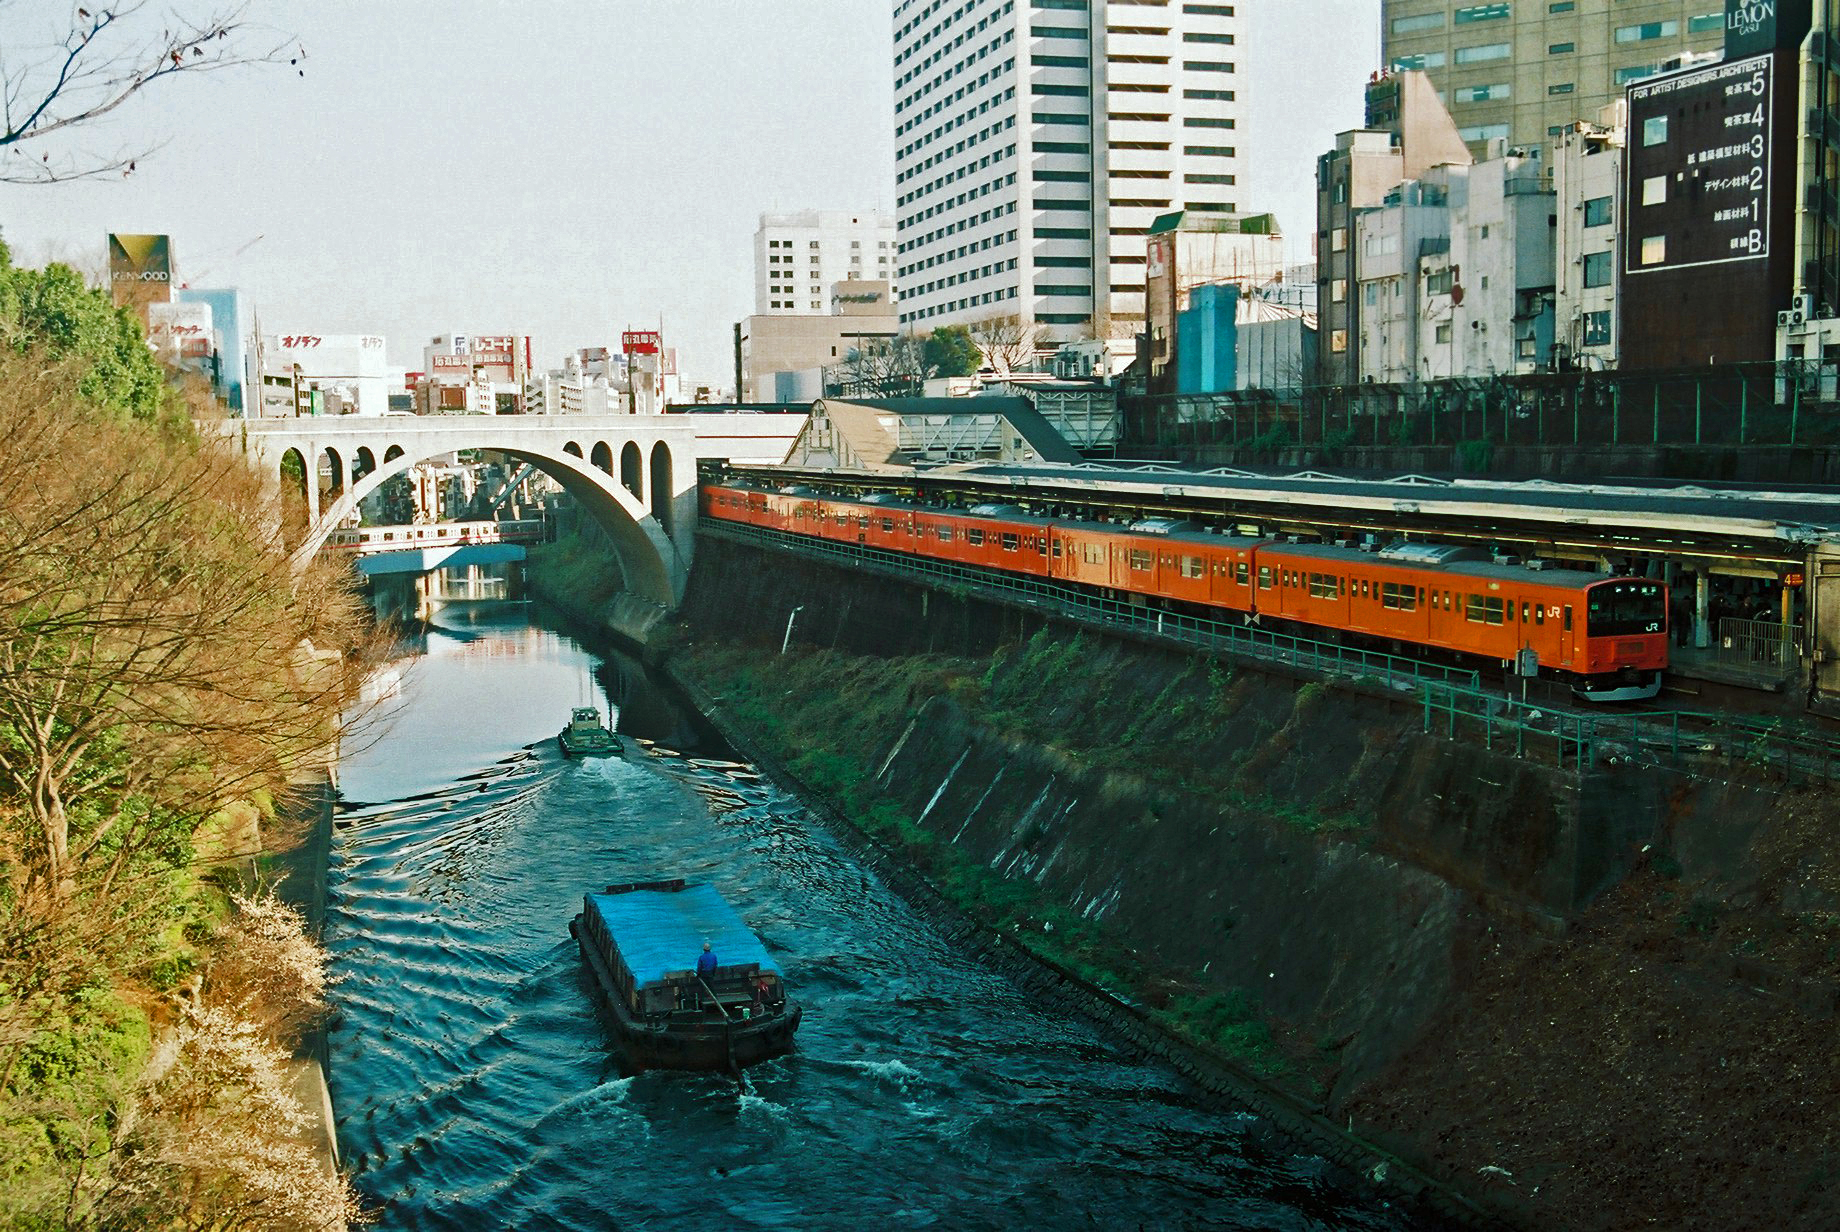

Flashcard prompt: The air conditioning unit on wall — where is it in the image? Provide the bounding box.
[1795,294,1817,320]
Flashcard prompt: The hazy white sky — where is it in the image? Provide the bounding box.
[0,0,1382,386]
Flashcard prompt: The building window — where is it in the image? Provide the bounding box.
[1184,144,1235,156]
[1641,175,1667,207]
[1583,310,1612,346]
[1391,52,1446,70]
[1331,227,1346,252]
[1548,82,1575,95]
[1616,20,1678,43]
[1687,13,1722,33]
[1454,42,1511,64]
[1583,250,1612,287]
[1183,116,1235,128]
[1183,31,1235,44]
[1457,123,1511,142]
[1550,42,1574,53]
[1455,83,1510,103]
[1640,235,1666,265]
[1330,329,1347,353]
[1182,61,1235,72]
[1435,322,1452,343]
[1391,12,1444,32]
[1617,64,1661,85]
[1583,196,1613,227]
[1331,279,1346,302]
[1454,4,1510,23]
[1185,173,1236,184]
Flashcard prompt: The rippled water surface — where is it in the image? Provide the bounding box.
[326,607,1430,1231]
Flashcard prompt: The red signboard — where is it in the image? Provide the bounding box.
[622,330,661,355]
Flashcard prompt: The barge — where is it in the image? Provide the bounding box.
[570,879,800,1071]
[558,706,620,757]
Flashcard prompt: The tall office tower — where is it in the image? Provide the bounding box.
[755,211,898,315]
[892,0,1246,344]
[1381,2,1724,158]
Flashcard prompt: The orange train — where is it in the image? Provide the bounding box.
[701,481,1669,701]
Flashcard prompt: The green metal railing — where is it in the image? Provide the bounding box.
[1421,682,1840,782]
[703,520,1480,691]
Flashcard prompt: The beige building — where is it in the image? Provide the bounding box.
[1381,1,1724,158]
[736,281,899,403]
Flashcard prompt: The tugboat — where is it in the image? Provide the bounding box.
[558,706,620,758]
[570,879,801,1072]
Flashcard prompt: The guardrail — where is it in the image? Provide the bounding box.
[1714,618,1801,681]
[701,520,1480,692]
[1421,682,1840,783]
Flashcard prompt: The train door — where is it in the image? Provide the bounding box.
[1558,602,1576,668]
[1813,544,1840,702]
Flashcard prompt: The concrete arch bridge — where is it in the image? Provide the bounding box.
[223,414,799,606]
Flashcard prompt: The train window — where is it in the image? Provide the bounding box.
[857,515,870,528]
[1381,582,1418,611]
[1001,533,1019,552]
[1464,595,1506,625]
[1129,549,1153,572]
[1182,555,1204,579]
[1563,605,1573,631]
[1520,602,1529,623]
[1534,605,1545,626]
[1052,538,1063,558]
[1258,566,1273,589]
[936,526,954,542]
[882,518,894,532]
[1236,562,1250,585]
[1037,536,1048,556]
[967,528,985,546]
[1307,573,1341,600]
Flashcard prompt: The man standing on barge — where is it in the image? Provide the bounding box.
[697,942,718,981]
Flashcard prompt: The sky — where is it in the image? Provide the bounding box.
[0,0,1383,388]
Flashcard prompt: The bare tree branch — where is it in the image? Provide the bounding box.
[0,2,295,183]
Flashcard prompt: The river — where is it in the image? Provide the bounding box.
[324,604,1438,1231]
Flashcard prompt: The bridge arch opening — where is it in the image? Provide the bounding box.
[319,447,345,506]
[620,441,642,500]
[590,441,614,476]
[383,445,405,463]
[564,441,583,458]
[649,442,672,533]
[279,448,309,510]
[352,446,377,484]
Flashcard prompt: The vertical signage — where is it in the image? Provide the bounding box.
[107,233,172,313]
[1723,0,1813,58]
[1625,54,1773,275]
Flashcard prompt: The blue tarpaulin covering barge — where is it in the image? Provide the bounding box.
[571,879,800,1072]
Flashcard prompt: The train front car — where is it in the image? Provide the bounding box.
[1572,576,1668,701]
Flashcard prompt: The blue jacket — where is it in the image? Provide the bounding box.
[696,950,718,978]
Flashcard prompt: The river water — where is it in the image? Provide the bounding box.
[325,605,1436,1231]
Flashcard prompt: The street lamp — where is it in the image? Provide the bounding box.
[781,605,806,655]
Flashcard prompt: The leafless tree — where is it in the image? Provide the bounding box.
[0,2,296,184]
[0,349,370,1088]
[968,313,1041,375]
[829,335,931,398]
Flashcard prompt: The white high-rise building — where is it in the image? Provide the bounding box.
[755,211,898,315]
[892,0,1245,343]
